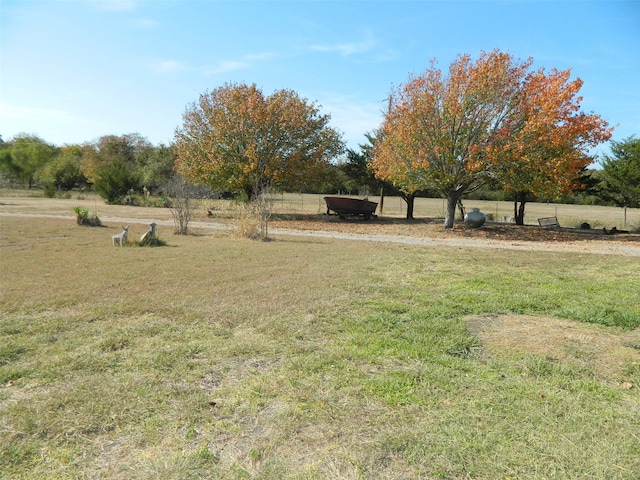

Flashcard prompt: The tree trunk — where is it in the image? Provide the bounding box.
[444,193,460,229]
[513,192,528,225]
[379,186,385,213]
[457,199,466,220]
[516,201,526,225]
[243,185,253,202]
[404,192,416,219]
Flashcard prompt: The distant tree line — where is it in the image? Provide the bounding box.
[0,133,177,205]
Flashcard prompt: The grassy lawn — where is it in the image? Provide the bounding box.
[1,212,639,479]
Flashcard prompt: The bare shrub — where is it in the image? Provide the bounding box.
[235,202,261,239]
[167,175,193,235]
[255,187,274,240]
[234,185,274,241]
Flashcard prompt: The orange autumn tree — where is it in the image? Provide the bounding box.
[371,50,612,228]
[174,83,344,200]
[487,68,613,224]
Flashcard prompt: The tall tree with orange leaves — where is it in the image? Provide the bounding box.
[174,83,344,200]
[487,68,613,224]
[371,50,613,228]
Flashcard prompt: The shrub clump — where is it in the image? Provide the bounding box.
[74,206,101,226]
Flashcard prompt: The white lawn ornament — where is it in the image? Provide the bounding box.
[112,225,129,247]
[139,222,157,246]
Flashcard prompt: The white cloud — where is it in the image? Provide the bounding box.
[135,18,159,29]
[245,52,278,62]
[149,51,277,78]
[309,30,377,57]
[201,53,276,77]
[317,95,385,149]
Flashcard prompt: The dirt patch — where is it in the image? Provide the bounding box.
[468,314,640,387]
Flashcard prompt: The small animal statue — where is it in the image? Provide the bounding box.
[112,225,129,247]
[139,222,157,246]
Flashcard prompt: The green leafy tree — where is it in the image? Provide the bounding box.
[82,133,154,203]
[0,138,13,185]
[93,158,140,204]
[81,133,149,184]
[340,148,378,195]
[0,134,55,188]
[37,144,87,191]
[174,83,344,200]
[135,143,176,193]
[599,136,640,208]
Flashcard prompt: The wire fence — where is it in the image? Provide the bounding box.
[268,193,639,229]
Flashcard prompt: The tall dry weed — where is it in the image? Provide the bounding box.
[234,190,274,240]
[235,202,261,239]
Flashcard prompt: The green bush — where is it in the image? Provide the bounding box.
[93,159,140,204]
[43,184,56,198]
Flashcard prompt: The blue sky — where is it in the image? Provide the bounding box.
[1,0,638,158]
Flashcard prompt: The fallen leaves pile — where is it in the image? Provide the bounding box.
[270,215,640,245]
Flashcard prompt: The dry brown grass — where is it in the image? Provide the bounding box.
[469,314,640,384]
